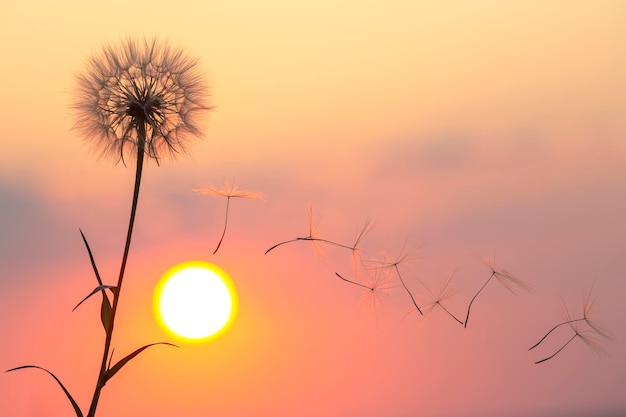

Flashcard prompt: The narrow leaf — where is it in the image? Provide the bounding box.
[104,342,177,384]
[73,285,117,312]
[79,229,103,286]
[5,365,84,417]
[100,293,113,331]
[79,229,115,331]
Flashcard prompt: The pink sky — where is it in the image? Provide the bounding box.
[1,1,625,416]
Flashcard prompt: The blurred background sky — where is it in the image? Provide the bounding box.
[1,1,625,416]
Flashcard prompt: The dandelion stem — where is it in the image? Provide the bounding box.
[437,302,464,325]
[528,318,585,351]
[335,272,373,290]
[395,265,422,315]
[298,237,354,251]
[534,333,578,364]
[264,239,300,254]
[265,237,355,255]
[87,128,146,417]
[464,272,494,328]
[213,197,231,254]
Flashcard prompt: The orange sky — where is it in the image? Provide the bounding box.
[1,2,626,417]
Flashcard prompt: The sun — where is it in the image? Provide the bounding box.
[153,261,238,342]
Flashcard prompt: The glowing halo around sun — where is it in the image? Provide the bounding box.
[153,261,238,343]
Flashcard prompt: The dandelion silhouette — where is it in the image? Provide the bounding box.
[533,302,608,364]
[265,204,371,257]
[194,180,264,254]
[420,269,464,325]
[369,240,423,315]
[73,37,209,165]
[529,286,612,353]
[464,251,532,328]
[7,36,210,417]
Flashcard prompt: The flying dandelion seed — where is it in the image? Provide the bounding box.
[265,203,356,255]
[194,180,264,254]
[368,240,423,315]
[420,269,464,325]
[464,251,532,328]
[534,308,608,365]
[350,217,375,266]
[334,267,393,326]
[529,286,612,352]
[358,267,394,326]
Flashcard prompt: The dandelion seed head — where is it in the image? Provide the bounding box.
[359,267,394,315]
[194,180,264,200]
[569,320,607,357]
[420,270,459,314]
[73,36,211,164]
[350,217,375,266]
[474,251,533,294]
[581,286,613,339]
[368,239,422,270]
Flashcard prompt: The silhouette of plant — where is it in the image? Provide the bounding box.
[464,251,532,328]
[194,180,264,254]
[6,36,210,417]
[265,204,372,257]
[420,269,464,325]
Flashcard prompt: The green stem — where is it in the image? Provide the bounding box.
[86,127,146,417]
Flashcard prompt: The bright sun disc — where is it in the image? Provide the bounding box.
[154,261,237,342]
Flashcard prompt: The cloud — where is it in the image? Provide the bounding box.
[0,181,73,275]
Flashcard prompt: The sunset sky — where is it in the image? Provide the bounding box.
[1,1,625,416]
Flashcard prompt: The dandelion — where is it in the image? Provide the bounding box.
[8,37,208,417]
[79,37,207,417]
[464,251,532,328]
[350,217,375,266]
[534,305,607,364]
[368,239,423,315]
[194,180,264,254]
[265,203,362,255]
[73,36,210,165]
[420,269,464,325]
[529,286,612,351]
[335,267,393,325]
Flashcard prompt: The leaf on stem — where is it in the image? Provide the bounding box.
[103,342,178,384]
[5,365,84,417]
[79,229,114,330]
[72,285,117,312]
[79,229,104,286]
